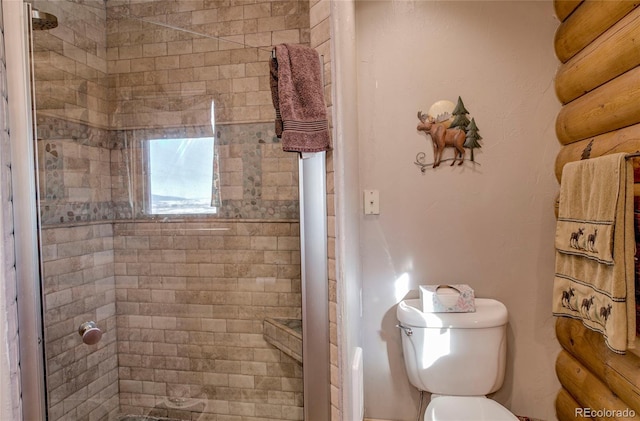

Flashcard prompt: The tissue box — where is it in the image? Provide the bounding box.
[420,284,476,313]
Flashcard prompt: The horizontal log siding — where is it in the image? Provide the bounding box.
[554,1,638,63]
[555,387,586,421]
[555,349,640,421]
[554,123,640,182]
[554,1,640,419]
[554,0,582,22]
[555,66,640,145]
[555,7,640,104]
[556,318,640,416]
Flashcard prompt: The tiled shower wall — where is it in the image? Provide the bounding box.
[32,0,109,128]
[33,1,122,414]
[115,220,303,419]
[41,223,119,421]
[106,0,310,129]
[37,119,124,225]
[39,117,302,420]
[110,121,302,419]
[34,0,310,419]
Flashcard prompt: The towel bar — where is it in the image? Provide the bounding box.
[626,152,640,159]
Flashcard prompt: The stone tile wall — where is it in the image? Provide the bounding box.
[0,3,23,417]
[31,3,119,419]
[106,0,310,128]
[37,116,127,225]
[114,220,303,420]
[41,223,119,421]
[32,0,109,128]
[39,117,300,420]
[263,318,302,364]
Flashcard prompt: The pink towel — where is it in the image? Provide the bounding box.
[270,44,331,153]
[269,56,283,137]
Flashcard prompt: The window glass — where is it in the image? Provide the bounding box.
[147,137,216,215]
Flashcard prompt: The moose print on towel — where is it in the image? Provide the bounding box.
[561,287,575,309]
[600,303,613,323]
[569,227,584,249]
[568,227,599,254]
[556,219,613,265]
[559,285,615,329]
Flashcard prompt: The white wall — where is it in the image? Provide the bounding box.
[355,1,561,420]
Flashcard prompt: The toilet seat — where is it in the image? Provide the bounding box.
[424,396,519,421]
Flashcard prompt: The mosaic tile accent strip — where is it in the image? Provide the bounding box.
[215,123,299,219]
[37,117,298,224]
[41,141,63,200]
[37,115,119,149]
[37,117,133,225]
[40,200,134,225]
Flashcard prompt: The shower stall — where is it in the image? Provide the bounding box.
[4,0,329,419]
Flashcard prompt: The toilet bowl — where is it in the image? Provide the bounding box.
[397,298,518,421]
[425,395,517,421]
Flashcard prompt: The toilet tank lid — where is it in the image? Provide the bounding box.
[397,298,508,328]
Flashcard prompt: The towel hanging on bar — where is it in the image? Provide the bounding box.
[552,153,636,353]
[270,44,330,153]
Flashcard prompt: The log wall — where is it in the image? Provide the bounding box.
[553,2,640,419]
[555,319,640,420]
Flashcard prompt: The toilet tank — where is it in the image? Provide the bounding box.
[397,298,508,396]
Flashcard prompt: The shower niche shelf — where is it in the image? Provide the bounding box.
[263,317,302,364]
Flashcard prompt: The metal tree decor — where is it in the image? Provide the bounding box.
[415,96,483,173]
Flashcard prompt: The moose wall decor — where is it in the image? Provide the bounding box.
[414,96,483,173]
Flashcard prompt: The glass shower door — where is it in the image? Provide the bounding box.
[29,0,310,420]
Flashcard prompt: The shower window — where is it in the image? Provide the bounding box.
[145,137,218,215]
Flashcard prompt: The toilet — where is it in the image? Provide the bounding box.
[396,297,518,421]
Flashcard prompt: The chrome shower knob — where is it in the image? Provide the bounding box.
[78,321,102,345]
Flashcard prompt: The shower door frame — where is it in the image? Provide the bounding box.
[299,152,330,420]
[3,1,48,420]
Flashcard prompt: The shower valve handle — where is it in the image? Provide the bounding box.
[78,321,102,345]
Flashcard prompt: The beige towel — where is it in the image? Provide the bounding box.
[553,153,636,353]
